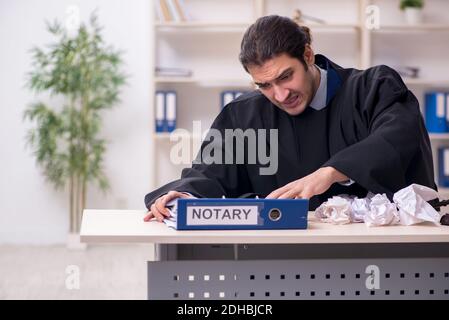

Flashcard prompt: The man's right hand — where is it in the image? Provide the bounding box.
[143,191,193,222]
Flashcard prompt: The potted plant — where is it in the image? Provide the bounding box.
[400,0,424,25]
[24,13,126,248]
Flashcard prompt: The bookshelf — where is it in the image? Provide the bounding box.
[150,0,449,197]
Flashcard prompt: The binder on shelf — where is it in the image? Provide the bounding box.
[425,92,448,133]
[220,90,249,109]
[447,93,449,129]
[165,198,309,230]
[173,0,187,21]
[155,91,165,133]
[166,0,181,22]
[221,91,235,109]
[438,147,449,188]
[175,0,190,21]
[233,90,248,99]
[154,0,163,22]
[165,91,177,132]
[156,0,173,22]
[155,0,189,23]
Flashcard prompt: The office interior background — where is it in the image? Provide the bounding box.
[1,0,449,299]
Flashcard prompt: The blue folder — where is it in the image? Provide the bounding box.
[425,92,447,133]
[175,198,309,230]
[438,147,449,187]
[155,91,165,133]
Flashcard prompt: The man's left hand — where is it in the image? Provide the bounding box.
[266,166,348,199]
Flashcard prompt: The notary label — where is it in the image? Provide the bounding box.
[186,205,258,225]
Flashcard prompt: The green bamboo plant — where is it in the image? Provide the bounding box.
[24,13,126,233]
[400,0,424,10]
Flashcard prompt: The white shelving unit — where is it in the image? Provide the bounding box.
[155,76,253,87]
[155,21,252,29]
[150,0,449,197]
[375,23,449,32]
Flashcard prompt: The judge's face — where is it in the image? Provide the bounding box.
[248,49,318,116]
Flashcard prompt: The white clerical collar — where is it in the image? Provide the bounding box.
[309,64,327,111]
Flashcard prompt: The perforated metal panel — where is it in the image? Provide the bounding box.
[148,258,449,300]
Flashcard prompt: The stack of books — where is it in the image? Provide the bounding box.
[155,67,192,78]
[154,0,190,22]
[394,66,420,79]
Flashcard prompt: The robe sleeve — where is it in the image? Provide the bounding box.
[144,105,252,209]
[324,65,436,198]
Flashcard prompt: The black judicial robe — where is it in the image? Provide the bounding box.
[144,54,436,210]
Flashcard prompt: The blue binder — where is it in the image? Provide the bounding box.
[220,91,235,109]
[233,90,248,99]
[175,198,309,230]
[425,92,447,133]
[165,91,177,132]
[220,91,249,109]
[155,91,165,133]
[438,147,449,187]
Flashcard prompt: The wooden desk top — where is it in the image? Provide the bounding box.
[80,209,449,244]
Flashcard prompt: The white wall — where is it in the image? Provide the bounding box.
[0,0,154,244]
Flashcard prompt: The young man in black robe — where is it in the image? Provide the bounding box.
[144,15,436,222]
